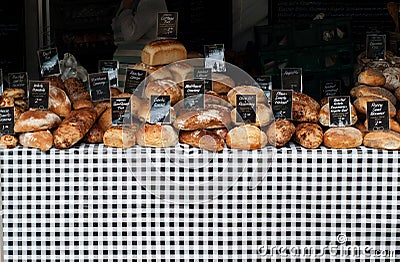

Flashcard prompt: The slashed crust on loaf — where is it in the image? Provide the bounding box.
[14,109,61,133]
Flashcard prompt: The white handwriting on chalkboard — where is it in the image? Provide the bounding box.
[161,15,174,24]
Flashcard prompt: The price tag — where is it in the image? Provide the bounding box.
[150,95,171,124]
[8,72,28,98]
[28,81,49,109]
[157,12,178,39]
[183,80,205,110]
[89,72,111,102]
[328,96,351,127]
[111,97,132,126]
[255,76,272,102]
[320,80,341,98]
[204,44,226,72]
[99,60,119,88]
[367,100,389,131]
[271,90,293,120]
[37,48,61,78]
[281,68,302,93]
[194,67,212,92]
[366,34,386,60]
[124,68,147,94]
[236,94,257,124]
[0,106,14,135]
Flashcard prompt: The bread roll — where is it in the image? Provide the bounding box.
[0,135,18,149]
[226,124,268,150]
[323,127,363,148]
[358,68,386,86]
[353,96,396,117]
[49,85,71,117]
[174,107,231,131]
[294,123,323,149]
[319,103,358,126]
[19,130,53,151]
[168,62,194,85]
[83,123,105,144]
[14,109,61,133]
[227,85,267,107]
[212,73,235,94]
[144,79,183,105]
[231,103,274,127]
[266,119,295,147]
[103,126,136,148]
[141,39,187,66]
[136,123,178,148]
[292,92,320,123]
[53,108,97,149]
[351,85,397,105]
[1,88,25,99]
[179,129,225,152]
[363,131,400,150]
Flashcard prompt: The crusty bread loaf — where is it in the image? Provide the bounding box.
[133,62,173,82]
[144,79,183,105]
[44,75,65,90]
[174,106,231,131]
[212,73,235,94]
[266,119,295,147]
[0,135,18,149]
[294,123,323,149]
[83,123,105,144]
[363,131,400,150]
[0,97,14,107]
[292,92,320,123]
[351,85,397,105]
[318,103,358,126]
[141,39,187,66]
[211,128,229,140]
[136,123,178,148]
[358,68,386,86]
[227,85,267,107]
[49,85,71,117]
[226,124,268,150]
[98,108,112,131]
[353,96,396,117]
[103,126,136,148]
[53,108,97,149]
[1,88,25,99]
[383,67,400,91]
[231,103,274,127]
[179,129,225,152]
[14,109,61,133]
[323,127,363,148]
[168,62,194,86]
[19,130,53,151]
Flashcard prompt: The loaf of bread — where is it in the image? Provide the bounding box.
[353,96,396,117]
[141,39,187,66]
[144,79,183,105]
[19,130,53,151]
[133,62,173,82]
[323,127,363,148]
[136,123,178,148]
[83,123,105,144]
[44,75,65,90]
[63,77,91,103]
[319,103,358,126]
[103,126,136,148]
[0,97,14,107]
[49,85,71,117]
[227,85,267,107]
[212,73,235,94]
[211,128,229,140]
[168,62,194,86]
[231,103,274,127]
[179,129,225,152]
[226,124,268,150]
[292,92,320,123]
[14,109,61,133]
[53,108,97,149]
[1,88,25,99]
[351,85,397,105]
[266,119,295,147]
[14,99,28,111]
[294,123,323,149]
[358,68,386,86]
[0,135,18,149]
[383,67,400,91]
[363,131,400,150]
[98,108,112,131]
[174,106,231,131]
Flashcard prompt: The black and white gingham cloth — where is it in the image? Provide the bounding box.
[1,143,399,261]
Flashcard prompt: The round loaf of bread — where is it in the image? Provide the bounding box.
[14,109,61,133]
[226,124,268,150]
[103,126,136,148]
[266,119,295,147]
[231,103,274,127]
[136,123,178,148]
[227,85,267,107]
[323,127,363,148]
[353,96,396,117]
[383,67,400,91]
[319,103,358,126]
[358,68,386,86]
[294,122,323,149]
[363,131,400,150]
[49,85,71,117]
[212,73,235,94]
[174,106,231,131]
[0,135,18,149]
[179,129,225,152]
[144,79,183,105]
[19,130,53,151]
[292,92,320,123]
[1,88,25,99]
[168,62,194,86]
[351,85,397,105]
[141,39,187,66]
[83,123,105,144]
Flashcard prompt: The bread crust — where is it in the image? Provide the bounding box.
[136,123,178,148]
[363,131,400,150]
[292,92,320,123]
[353,96,396,117]
[294,123,323,149]
[323,127,363,148]
[266,119,295,147]
[103,126,136,148]
[144,79,183,105]
[226,124,268,150]
[227,85,267,107]
[49,85,71,117]
[179,129,225,152]
[231,103,273,127]
[19,130,53,151]
[141,39,187,66]
[174,107,231,131]
[358,68,386,86]
[14,109,61,133]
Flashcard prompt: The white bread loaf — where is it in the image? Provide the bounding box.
[141,39,187,66]
[19,130,53,151]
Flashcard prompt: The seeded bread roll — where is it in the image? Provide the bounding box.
[323,127,363,148]
[136,123,178,148]
[227,85,267,107]
[294,122,323,149]
[173,107,231,131]
[318,103,358,126]
[103,126,136,148]
[212,73,235,94]
[266,119,295,147]
[49,85,71,117]
[226,124,268,150]
[179,129,225,152]
[292,92,320,123]
[358,68,386,86]
[353,96,396,118]
[14,109,62,133]
[363,131,400,150]
[144,79,183,105]
[19,130,53,151]
[141,39,187,66]
[231,103,274,127]
[0,135,18,149]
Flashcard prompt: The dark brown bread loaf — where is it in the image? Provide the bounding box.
[294,123,323,149]
[179,129,225,152]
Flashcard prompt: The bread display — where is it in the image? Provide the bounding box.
[323,127,363,149]
[353,96,396,118]
[136,123,178,148]
[0,135,18,149]
[227,85,267,107]
[141,39,187,66]
[292,92,320,123]
[319,103,358,127]
[226,124,268,150]
[173,107,231,131]
[294,123,323,149]
[358,68,386,86]
[230,103,273,127]
[19,130,53,151]
[49,85,71,117]
[179,129,225,152]
[14,109,62,133]
[266,119,295,147]
[212,73,235,94]
[144,79,183,105]
[103,126,136,148]
[363,131,400,150]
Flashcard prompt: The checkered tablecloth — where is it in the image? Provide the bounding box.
[0,143,399,261]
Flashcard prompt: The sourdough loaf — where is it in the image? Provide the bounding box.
[226,124,268,150]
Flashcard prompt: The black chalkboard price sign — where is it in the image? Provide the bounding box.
[37,48,61,78]
[367,100,389,131]
[89,72,111,102]
[150,95,171,124]
[320,80,341,98]
[183,80,205,110]
[157,12,178,39]
[98,60,119,88]
[8,72,28,97]
[328,96,351,127]
[124,68,147,94]
[0,106,14,135]
[366,34,386,60]
[271,90,293,120]
[281,68,302,93]
[111,97,132,126]
[28,81,49,110]
[236,94,257,124]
